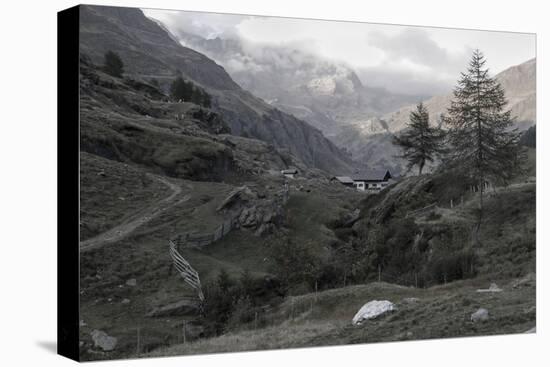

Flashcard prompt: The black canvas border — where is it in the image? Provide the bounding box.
[57,5,80,362]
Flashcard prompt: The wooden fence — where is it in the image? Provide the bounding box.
[167,185,290,300]
[405,203,437,218]
[171,185,290,249]
[169,240,204,301]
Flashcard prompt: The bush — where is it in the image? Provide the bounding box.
[103,50,124,77]
[333,227,355,242]
[170,77,212,107]
[269,239,320,292]
[202,269,284,335]
[427,249,477,284]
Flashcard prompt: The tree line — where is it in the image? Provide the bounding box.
[101,50,212,108]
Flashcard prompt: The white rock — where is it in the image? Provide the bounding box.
[476,283,502,293]
[352,300,396,325]
[126,278,137,287]
[121,298,131,304]
[471,308,489,322]
[90,330,117,351]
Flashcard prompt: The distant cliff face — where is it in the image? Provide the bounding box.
[79,5,355,174]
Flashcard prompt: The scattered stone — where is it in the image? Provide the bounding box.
[90,330,117,351]
[471,308,489,323]
[79,341,84,348]
[352,300,396,325]
[147,299,199,317]
[402,297,420,304]
[79,320,86,327]
[476,283,502,293]
[121,299,131,305]
[126,278,137,287]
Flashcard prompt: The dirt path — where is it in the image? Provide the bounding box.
[80,174,190,252]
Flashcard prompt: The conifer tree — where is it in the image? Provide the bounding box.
[445,50,522,240]
[392,102,445,175]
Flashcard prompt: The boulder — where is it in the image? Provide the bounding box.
[90,330,117,351]
[147,299,199,317]
[471,308,489,322]
[126,278,137,287]
[121,298,131,304]
[352,300,396,325]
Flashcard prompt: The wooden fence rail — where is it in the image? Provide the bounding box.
[167,185,290,301]
[169,240,204,301]
[405,203,437,218]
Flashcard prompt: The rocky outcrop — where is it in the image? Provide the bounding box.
[79,5,355,175]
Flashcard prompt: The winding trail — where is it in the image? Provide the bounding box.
[80,174,189,252]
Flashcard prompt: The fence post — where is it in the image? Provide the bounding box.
[315,281,318,302]
[182,320,187,345]
[136,327,141,357]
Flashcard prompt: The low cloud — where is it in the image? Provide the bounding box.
[364,28,473,94]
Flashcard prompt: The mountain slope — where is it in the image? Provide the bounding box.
[79,5,354,174]
[380,58,536,133]
[332,58,536,174]
[169,31,424,138]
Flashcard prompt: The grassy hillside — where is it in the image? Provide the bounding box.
[152,276,535,356]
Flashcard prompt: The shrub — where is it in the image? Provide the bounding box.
[427,249,477,284]
[103,50,124,77]
[170,76,212,107]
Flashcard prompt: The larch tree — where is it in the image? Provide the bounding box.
[392,102,445,175]
[445,49,522,242]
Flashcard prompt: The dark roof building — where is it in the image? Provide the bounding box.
[333,169,393,192]
[351,169,392,182]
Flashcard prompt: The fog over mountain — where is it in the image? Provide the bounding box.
[144,9,535,173]
[162,30,424,137]
[335,58,536,173]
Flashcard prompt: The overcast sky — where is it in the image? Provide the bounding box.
[143,8,535,96]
